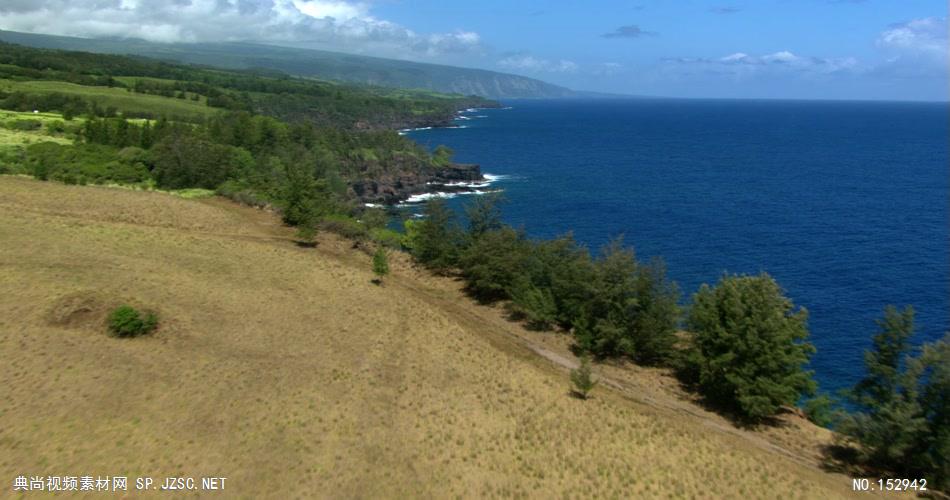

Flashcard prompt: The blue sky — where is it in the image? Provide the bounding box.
[1,0,946,100]
[372,0,948,100]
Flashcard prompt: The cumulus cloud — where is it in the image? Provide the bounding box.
[0,0,484,60]
[497,54,578,74]
[601,25,657,39]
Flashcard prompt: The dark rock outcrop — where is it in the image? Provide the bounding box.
[350,163,483,205]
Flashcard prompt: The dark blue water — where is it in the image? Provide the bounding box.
[406,98,950,396]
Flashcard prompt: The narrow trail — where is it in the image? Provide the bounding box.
[395,276,826,472]
[202,196,875,494]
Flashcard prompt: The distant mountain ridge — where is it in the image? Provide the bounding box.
[0,30,576,99]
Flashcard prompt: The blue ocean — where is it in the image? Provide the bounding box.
[405,98,950,396]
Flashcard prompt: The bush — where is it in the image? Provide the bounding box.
[570,356,598,400]
[686,273,816,421]
[107,305,158,338]
[296,222,318,247]
[372,247,390,283]
[216,180,270,209]
[24,142,150,184]
[370,227,403,249]
[8,119,42,131]
[802,394,835,427]
[320,214,368,240]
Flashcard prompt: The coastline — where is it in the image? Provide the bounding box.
[358,106,508,206]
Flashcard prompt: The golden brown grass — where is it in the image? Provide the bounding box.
[0,177,882,498]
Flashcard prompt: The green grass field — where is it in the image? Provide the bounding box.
[1,79,218,120]
[0,110,75,155]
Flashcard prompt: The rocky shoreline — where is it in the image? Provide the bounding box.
[349,104,500,205]
[349,163,485,205]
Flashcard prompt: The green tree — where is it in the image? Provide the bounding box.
[509,278,558,330]
[627,257,681,364]
[524,234,596,330]
[372,247,390,284]
[412,198,461,274]
[916,334,949,490]
[457,225,530,302]
[686,273,816,421]
[281,163,330,227]
[574,239,639,358]
[838,308,947,489]
[149,133,247,189]
[570,356,598,400]
[464,192,504,240]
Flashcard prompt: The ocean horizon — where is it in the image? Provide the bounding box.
[406,97,950,397]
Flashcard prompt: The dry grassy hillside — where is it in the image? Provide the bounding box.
[0,177,877,498]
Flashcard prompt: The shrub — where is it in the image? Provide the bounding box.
[107,305,158,338]
[686,273,816,421]
[372,247,390,283]
[802,394,835,427]
[296,222,318,247]
[216,180,270,209]
[9,119,42,131]
[370,227,403,249]
[320,214,368,240]
[570,356,598,400]
[45,120,66,134]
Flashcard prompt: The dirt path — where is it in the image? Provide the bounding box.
[200,195,874,495]
[394,276,826,470]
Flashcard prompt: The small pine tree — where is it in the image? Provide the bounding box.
[373,247,390,284]
[570,356,598,400]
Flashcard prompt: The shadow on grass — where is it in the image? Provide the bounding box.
[569,389,593,401]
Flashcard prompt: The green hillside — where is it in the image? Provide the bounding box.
[0,30,575,99]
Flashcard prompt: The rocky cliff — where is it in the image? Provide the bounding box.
[350,163,483,205]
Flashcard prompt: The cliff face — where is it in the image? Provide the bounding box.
[350,163,482,205]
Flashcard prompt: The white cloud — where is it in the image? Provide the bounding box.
[0,0,484,60]
[498,54,579,73]
[291,0,366,22]
[663,50,859,82]
[872,17,948,79]
[877,17,947,56]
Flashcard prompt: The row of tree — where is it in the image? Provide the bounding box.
[404,195,947,489]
